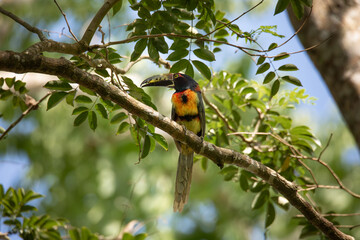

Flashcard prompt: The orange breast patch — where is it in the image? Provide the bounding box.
[171,89,199,116]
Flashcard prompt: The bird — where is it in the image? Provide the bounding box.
[140,73,205,212]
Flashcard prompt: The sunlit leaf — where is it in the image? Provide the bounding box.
[278,64,299,71]
[281,75,302,86]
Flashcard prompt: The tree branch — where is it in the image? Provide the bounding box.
[0,50,354,240]
[80,0,121,45]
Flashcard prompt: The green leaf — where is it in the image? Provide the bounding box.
[150,133,168,150]
[72,106,89,115]
[95,103,108,119]
[148,40,159,61]
[75,95,92,103]
[95,69,110,78]
[291,0,304,19]
[281,75,302,86]
[256,63,270,75]
[69,229,81,240]
[117,122,130,135]
[47,92,68,111]
[5,77,15,88]
[66,90,76,106]
[274,52,290,61]
[112,0,123,16]
[44,81,72,91]
[263,71,276,84]
[131,39,148,61]
[265,202,276,228]
[152,36,168,54]
[192,60,211,79]
[274,0,290,15]
[141,135,151,159]
[257,56,265,65]
[268,42,278,50]
[239,173,249,191]
[88,111,97,131]
[300,0,312,7]
[111,112,127,124]
[270,79,280,97]
[74,111,89,126]
[220,166,238,181]
[193,48,215,61]
[79,86,96,96]
[278,64,299,71]
[134,233,147,240]
[123,233,134,240]
[0,184,4,200]
[0,77,4,86]
[251,189,269,209]
[20,205,37,212]
[185,62,194,78]
[167,49,189,61]
[170,59,189,73]
[14,80,26,92]
[299,224,318,238]
[170,39,189,50]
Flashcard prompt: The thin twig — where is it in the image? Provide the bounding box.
[0,6,46,41]
[91,33,261,53]
[294,213,360,218]
[0,93,51,141]
[274,6,313,50]
[53,0,79,42]
[204,0,264,37]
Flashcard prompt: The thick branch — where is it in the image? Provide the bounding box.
[0,50,354,240]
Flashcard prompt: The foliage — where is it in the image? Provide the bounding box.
[1,0,359,240]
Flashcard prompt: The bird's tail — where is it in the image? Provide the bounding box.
[173,152,194,212]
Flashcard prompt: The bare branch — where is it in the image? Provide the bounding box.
[0,6,46,41]
[0,92,51,141]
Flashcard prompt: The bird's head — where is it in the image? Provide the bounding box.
[141,73,199,92]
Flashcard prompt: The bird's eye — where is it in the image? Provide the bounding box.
[173,73,179,79]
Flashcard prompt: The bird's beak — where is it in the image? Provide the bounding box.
[140,74,175,88]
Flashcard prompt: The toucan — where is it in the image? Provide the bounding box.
[141,73,205,212]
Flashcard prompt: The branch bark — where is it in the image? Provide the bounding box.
[287,1,360,148]
[0,50,354,240]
